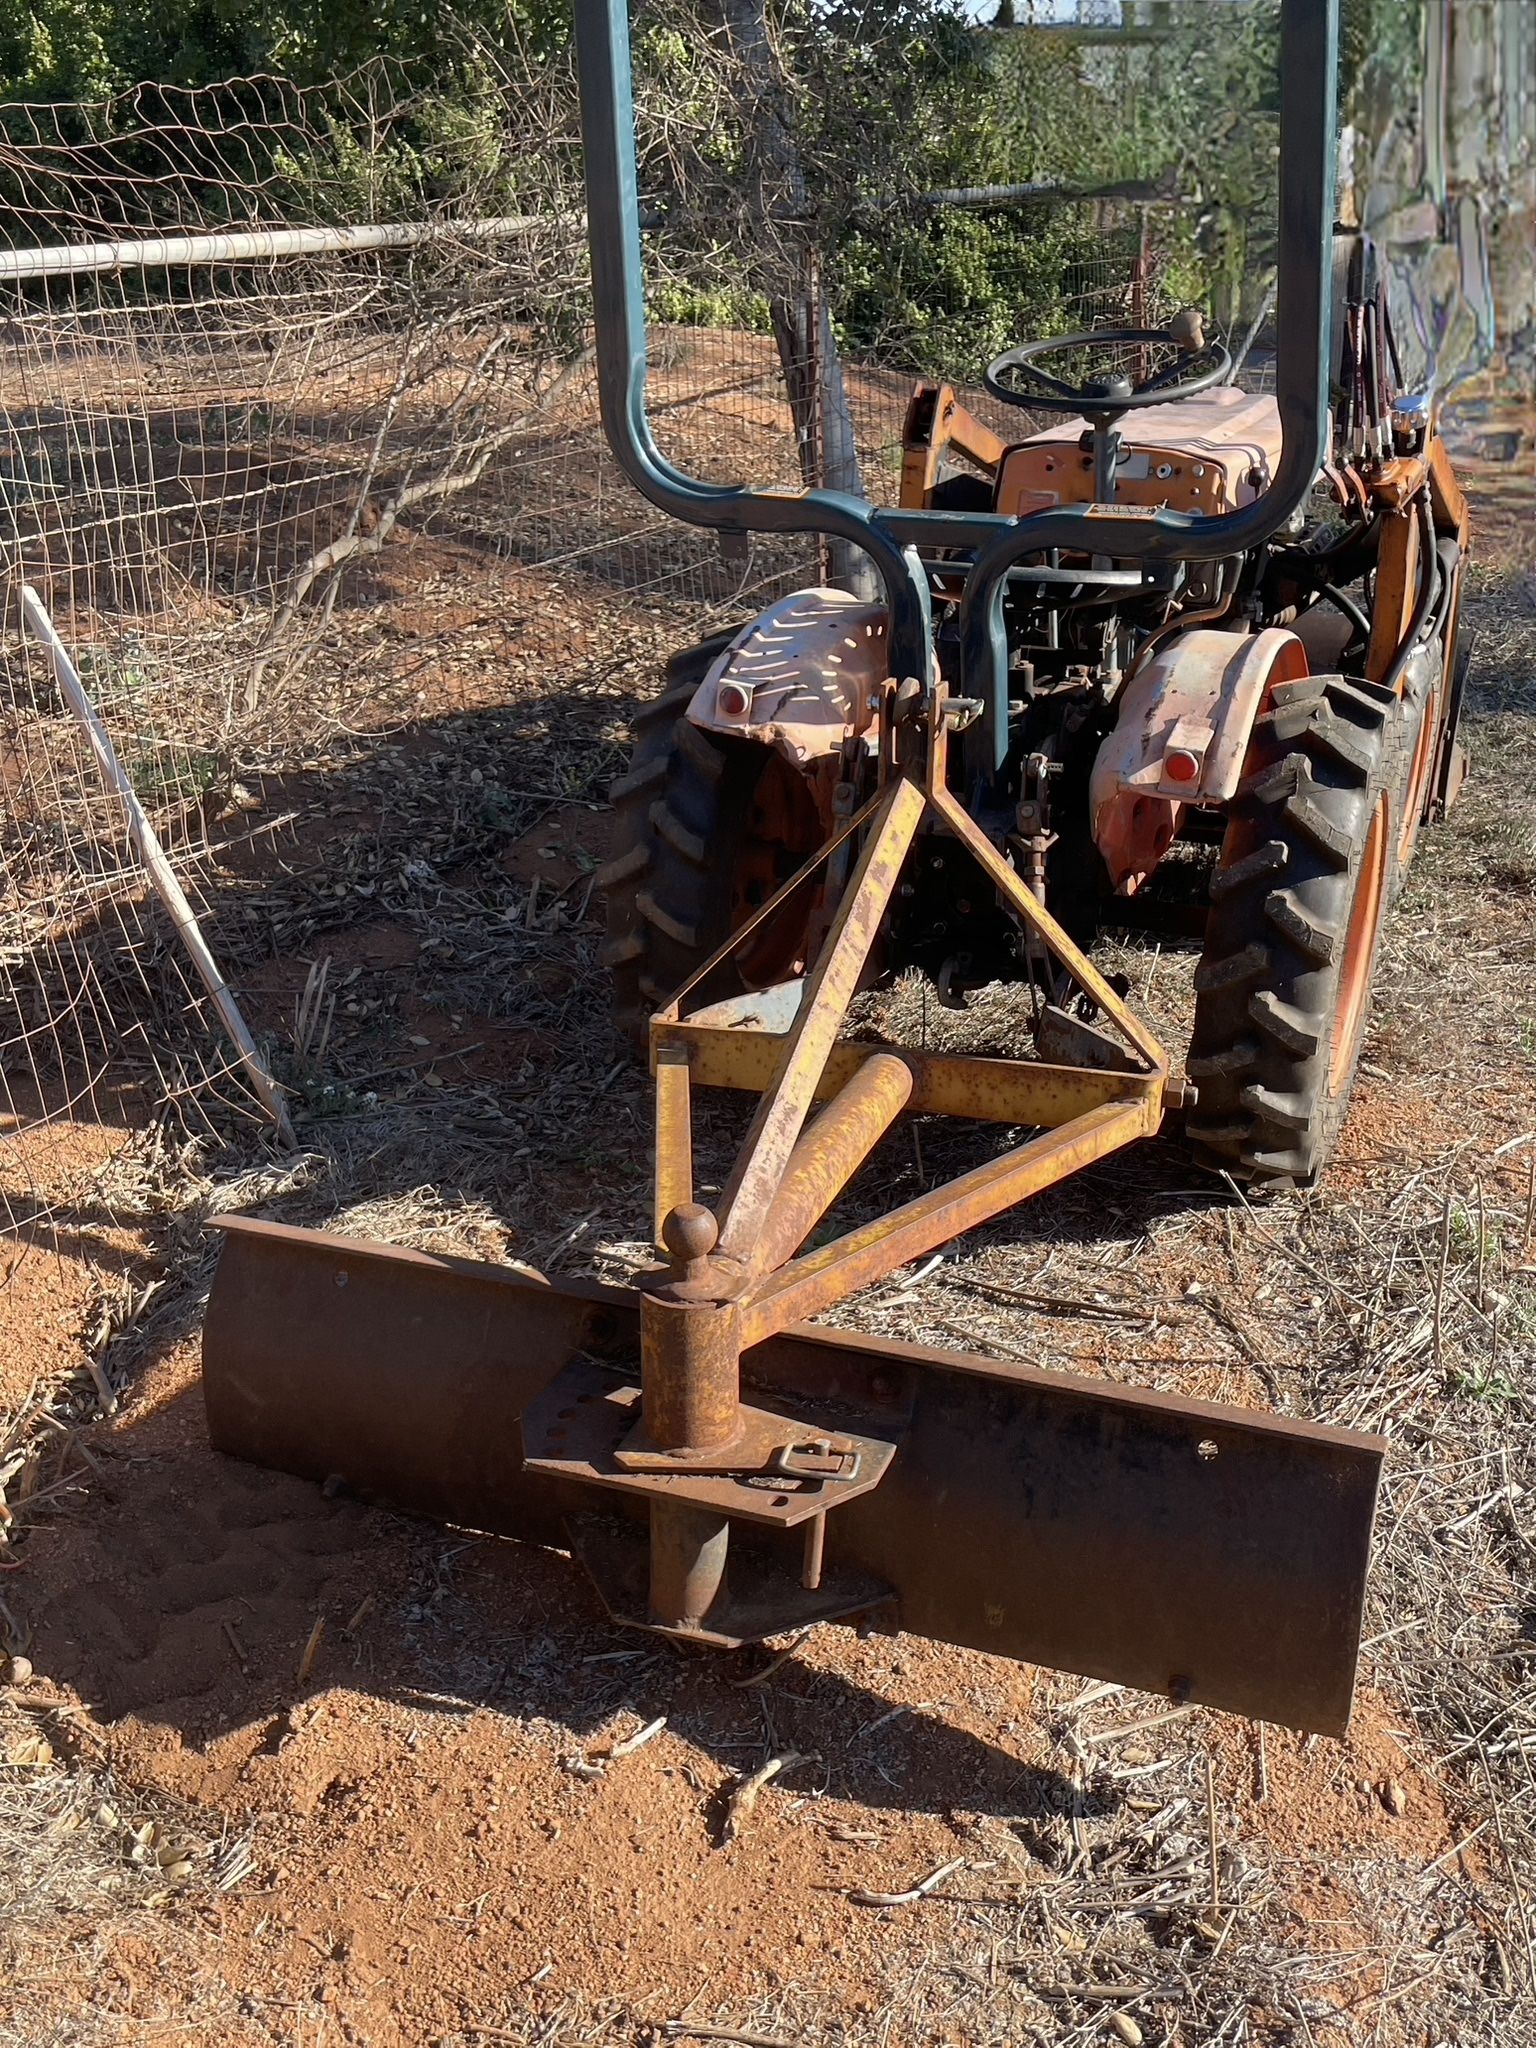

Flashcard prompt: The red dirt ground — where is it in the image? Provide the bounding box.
[0,1114,142,1416]
[6,460,1530,2046]
[9,1296,1458,2046]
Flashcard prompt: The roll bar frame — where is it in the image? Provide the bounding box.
[575,0,1339,769]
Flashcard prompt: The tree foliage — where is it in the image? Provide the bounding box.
[0,0,1339,364]
[1,0,566,101]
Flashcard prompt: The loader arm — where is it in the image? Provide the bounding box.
[900,383,1008,506]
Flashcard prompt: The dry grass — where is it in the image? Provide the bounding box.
[1,499,1534,2044]
[0,1691,259,2047]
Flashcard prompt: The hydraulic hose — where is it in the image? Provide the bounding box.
[1320,583,1372,644]
[1122,565,1238,687]
[1380,495,1444,700]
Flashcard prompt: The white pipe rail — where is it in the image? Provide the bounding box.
[0,216,546,282]
[19,586,298,1147]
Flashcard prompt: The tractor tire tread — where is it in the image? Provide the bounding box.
[1303,714,1375,784]
[634,887,702,951]
[1183,1117,1253,1148]
[1248,987,1323,1058]
[650,799,709,868]
[1191,939,1270,995]
[1185,1036,1259,1081]
[1208,839,1288,899]
[603,630,813,1053]
[1187,674,1395,1190]
[676,718,728,787]
[633,677,705,734]
[1263,886,1339,964]
[1281,786,1354,869]
[609,754,669,805]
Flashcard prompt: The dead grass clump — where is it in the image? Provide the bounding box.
[327,1184,515,1262]
[0,1694,257,2045]
[0,1698,252,1918]
[1463,564,1536,703]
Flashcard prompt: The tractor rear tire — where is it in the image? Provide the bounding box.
[1185,672,1400,1191]
[600,637,822,1051]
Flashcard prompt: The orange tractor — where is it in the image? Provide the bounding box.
[203,0,1467,1739]
[606,279,1468,1196]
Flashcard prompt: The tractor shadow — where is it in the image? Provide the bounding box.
[7,648,1274,1835]
[6,631,1224,1253]
[20,1367,1110,1832]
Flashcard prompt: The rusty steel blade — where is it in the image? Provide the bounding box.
[200,1216,619,1546]
[787,1324,1384,1737]
[203,1218,1383,1735]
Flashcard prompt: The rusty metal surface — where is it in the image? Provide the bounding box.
[639,1289,743,1452]
[647,1500,731,1628]
[201,1216,612,1546]
[655,1012,1159,1126]
[1367,500,1424,683]
[570,1517,895,1649]
[819,1321,1384,1737]
[752,1052,914,1276]
[652,1044,693,1249]
[715,773,926,1261]
[1088,628,1310,893]
[204,1219,1382,1734]
[745,1098,1153,1345]
[1427,435,1470,541]
[522,1354,901,1528]
[996,387,1287,518]
[900,382,1007,506]
[686,587,885,765]
[650,786,886,1027]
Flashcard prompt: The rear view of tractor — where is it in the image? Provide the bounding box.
[606,255,1468,1196]
[202,0,1467,1741]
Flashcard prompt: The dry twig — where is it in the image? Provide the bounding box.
[849,1856,966,1907]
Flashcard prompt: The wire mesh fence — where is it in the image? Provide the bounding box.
[3,12,1520,1179]
[0,86,716,1199]
[0,57,1187,1238]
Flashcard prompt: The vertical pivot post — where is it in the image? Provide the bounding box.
[641,1205,744,1456]
[641,1203,743,1628]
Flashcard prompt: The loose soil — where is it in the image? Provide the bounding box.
[0,1113,143,1415]
[2,438,1534,2044]
[10,1319,1460,2048]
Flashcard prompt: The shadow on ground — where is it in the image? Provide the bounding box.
[22,1365,1106,1831]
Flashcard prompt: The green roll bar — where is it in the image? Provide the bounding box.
[575,0,1339,769]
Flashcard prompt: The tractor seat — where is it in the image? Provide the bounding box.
[995,385,1285,518]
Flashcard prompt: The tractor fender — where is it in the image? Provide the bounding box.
[686,587,888,766]
[1091,628,1309,894]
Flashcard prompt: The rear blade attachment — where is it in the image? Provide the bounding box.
[204,1217,1384,1736]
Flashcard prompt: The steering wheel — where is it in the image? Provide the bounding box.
[984,326,1233,419]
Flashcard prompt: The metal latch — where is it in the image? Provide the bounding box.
[771,1440,862,1482]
